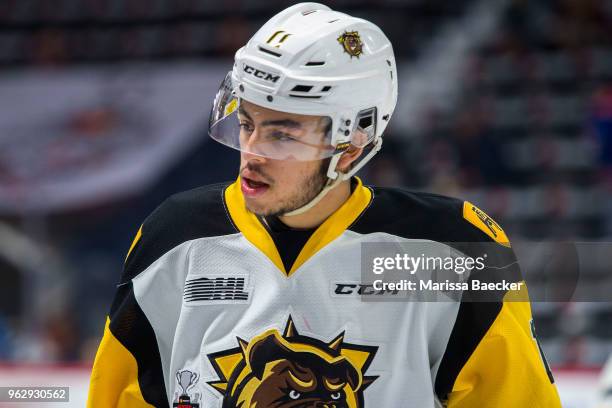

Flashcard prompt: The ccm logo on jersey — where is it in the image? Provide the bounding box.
[183,275,251,304]
[243,64,281,83]
[333,283,402,296]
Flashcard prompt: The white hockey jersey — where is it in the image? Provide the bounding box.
[88,177,561,407]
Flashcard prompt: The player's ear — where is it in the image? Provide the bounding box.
[336,144,364,173]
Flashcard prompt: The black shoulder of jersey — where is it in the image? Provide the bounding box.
[120,182,237,283]
[351,186,487,244]
[353,186,525,403]
[351,185,519,273]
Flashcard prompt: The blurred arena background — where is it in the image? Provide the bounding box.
[1,0,611,406]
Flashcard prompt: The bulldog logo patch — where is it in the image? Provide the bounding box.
[207,316,378,407]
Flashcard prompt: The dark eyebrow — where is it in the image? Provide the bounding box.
[261,119,302,129]
[238,105,253,121]
[238,105,302,129]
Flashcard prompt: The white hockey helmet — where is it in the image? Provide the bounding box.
[209,2,398,213]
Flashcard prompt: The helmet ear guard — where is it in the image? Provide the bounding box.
[351,107,377,148]
[339,136,384,180]
[326,106,379,181]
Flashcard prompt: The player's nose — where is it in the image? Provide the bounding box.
[241,149,267,165]
[240,129,268,163]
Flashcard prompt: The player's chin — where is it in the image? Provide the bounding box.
[243,196,276,217]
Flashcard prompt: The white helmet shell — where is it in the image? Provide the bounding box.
[232,2,398,153]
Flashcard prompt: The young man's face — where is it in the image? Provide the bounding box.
[237,100,333,216]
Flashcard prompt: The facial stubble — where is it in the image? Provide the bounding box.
[245,158,331,217]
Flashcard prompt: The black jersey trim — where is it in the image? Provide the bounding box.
[109,281,168,407]
[349,185,523,401]
[261,216,316,273]
[433,301,502,400]
[121,182,236,283]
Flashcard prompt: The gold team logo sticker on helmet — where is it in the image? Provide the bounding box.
[338,31,363,58]
[207,315,378,407]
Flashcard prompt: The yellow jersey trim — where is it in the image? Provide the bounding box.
[224,177,373,277]
[87,317,153,407]
[462,201,511,247]
[447,284,561,407]
[125,225,143,263]
[225,179,286,273]
[289,177,372,275]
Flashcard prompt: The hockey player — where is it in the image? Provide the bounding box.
[88,3,562,407]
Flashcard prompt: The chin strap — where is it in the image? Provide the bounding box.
[281,137,383,217]
[281,174,344,217]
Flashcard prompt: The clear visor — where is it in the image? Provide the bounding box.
[208,72,336,161]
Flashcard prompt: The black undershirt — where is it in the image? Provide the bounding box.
[262,216,316,272]
[261,178,358,272]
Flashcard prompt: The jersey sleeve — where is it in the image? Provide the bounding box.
[87,223,167,407]
[434,202,561,407]
[87,184,235,407]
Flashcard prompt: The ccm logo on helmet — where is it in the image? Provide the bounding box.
[243,64,280,83]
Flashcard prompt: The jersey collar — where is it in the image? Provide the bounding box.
[224,176,373,277]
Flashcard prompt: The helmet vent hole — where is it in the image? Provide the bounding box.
[305,61,325,66]
[258,47,281,58]
[353,107,377,147]
[359,115,373,130]
[328,19,339,23]
[289,94,322,99]
[321,86,332,92]
[291,85,313,92]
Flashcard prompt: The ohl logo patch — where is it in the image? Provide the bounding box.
[207,316,378,407]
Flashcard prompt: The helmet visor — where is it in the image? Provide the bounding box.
[208,73,335,161]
